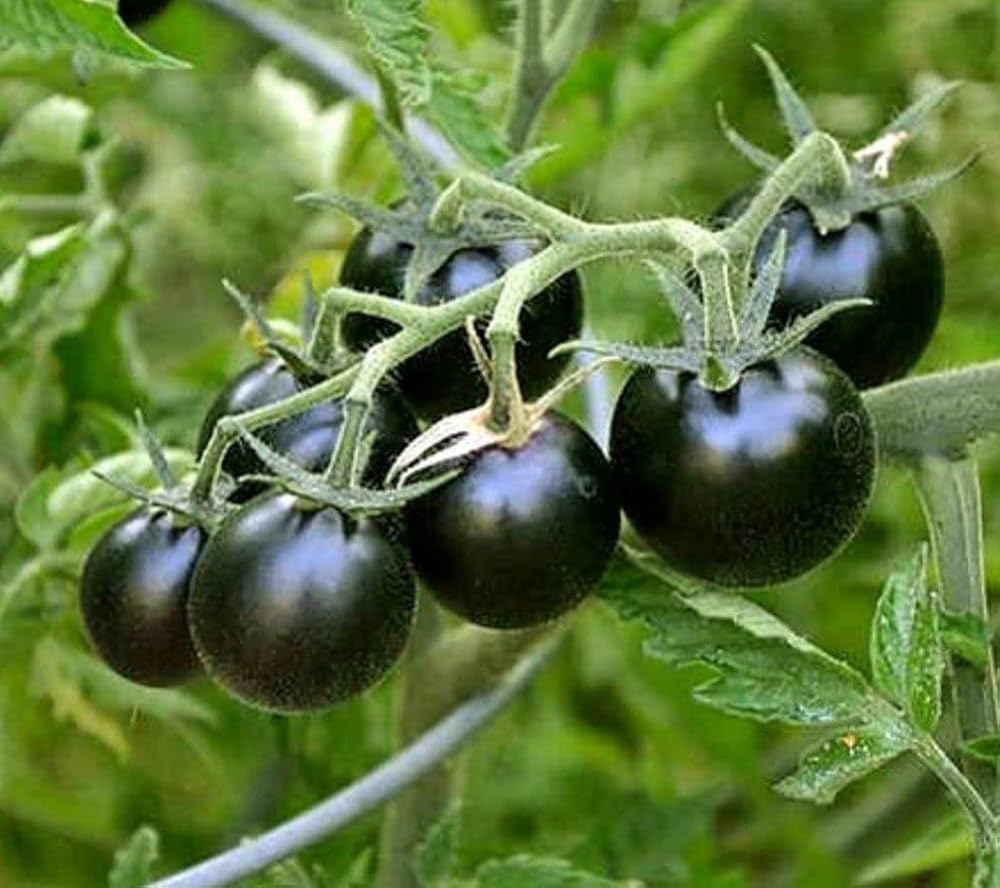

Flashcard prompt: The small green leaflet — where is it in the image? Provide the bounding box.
[347,0,508,167]
[774,724,910,805]
[869,546,945,732]
[0,94,95,166]
[0,0,187,69]
[473,855,623,887]
[940,609,991,669]
[108,826,159,888]
[414,806,459,886]
[602,552,873,726]
[961,735,1000,762]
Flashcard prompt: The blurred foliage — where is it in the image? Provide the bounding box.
[0,0,997,885]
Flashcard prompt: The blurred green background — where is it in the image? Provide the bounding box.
[0,0,998,884]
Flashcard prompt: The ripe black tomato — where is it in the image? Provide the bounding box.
[118,0,172,27]
[197,358,417,497]
[404,413,621,629]
[81,508,203,687]
[340,232,584,419]
[715,192,943,389]
[188,492,415,712]
[609,348,876,587]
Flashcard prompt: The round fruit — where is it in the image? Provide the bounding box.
[716,192,943,389]
[119,0,172,27]
[404,413,621,629]
[197,359,417,496]
[81,508,203,687]
[609,348,876,587]
[188,492,415,712]
[340,233,584,419]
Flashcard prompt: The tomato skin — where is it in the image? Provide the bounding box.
[405,413,620,628]
[340,231,584,419]
[716,193,944,389]
[119,0,172,26]
[197,359,417,495]
[81,509,203,687]
[188,492,414,712]
[609,349,876,587]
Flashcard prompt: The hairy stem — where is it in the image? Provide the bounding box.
[915,456,1000,806]
[863,360,1000,460]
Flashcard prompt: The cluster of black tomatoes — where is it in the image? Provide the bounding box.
[80,192,943,713]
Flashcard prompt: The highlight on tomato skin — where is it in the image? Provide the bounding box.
[340,230,584,421]
[609,347,877,588]
[80,508,204,688]
[404,412,621,629]
[187,492,416,713]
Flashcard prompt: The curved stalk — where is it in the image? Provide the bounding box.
[149,634,560,888]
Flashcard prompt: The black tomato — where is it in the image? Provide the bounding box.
[188,492,415,712]
[404,413,621,629]
[609,349,876,587]
[715,192,944,389]
[119,0,172,27]
[197,359,417,496]
[340,232,584,419]
[81,508,203,687]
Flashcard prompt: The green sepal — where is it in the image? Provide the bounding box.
[753,45,817,144]
[716,102,779,172]
[739,228,786,338]
[234,424,458,514]
[878,80,963,141]
[134,411,177,492]
[549,340,701,374]
[837,154,979,214]
[644,260,704,344]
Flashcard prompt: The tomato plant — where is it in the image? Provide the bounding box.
[0,2,998,887]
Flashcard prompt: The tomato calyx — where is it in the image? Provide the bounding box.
[555,245,869,393]
[299,123,545,303]
[719,46,974,233]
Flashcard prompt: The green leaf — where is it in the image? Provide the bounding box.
[347,0,507,166]
[857,812,973,885]
[109,826,159,888]
[960,735,1000,762]
[474,855,622,887]
[415,807,459,886]
[941,610,991,669]
[774,725,910,805]
[15,464,68,550]
[0,0,187,69]
[602,558,873,726]
[869,546,945,732]
[347,0,432,106]
[0,216,131,360]
[0,94,96,166]
[975,845,1000,888]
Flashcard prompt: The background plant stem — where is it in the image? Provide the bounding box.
[915,455,1000,806]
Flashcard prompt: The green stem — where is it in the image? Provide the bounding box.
[505,0,603,151]
[863,360,1000,460]
[914,455,1000,806]
[720,131,852,294]
[191,367,357,504]
[374,63,406,133]
[912,730,997,847]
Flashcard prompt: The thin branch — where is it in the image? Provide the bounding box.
[150,635,560,888]
[193,0,459,169]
